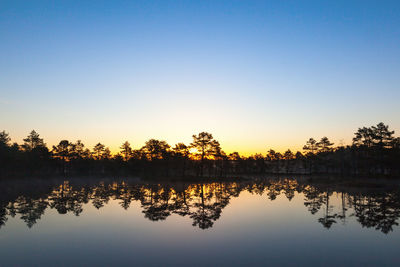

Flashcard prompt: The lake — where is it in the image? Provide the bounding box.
[0,176,399,266]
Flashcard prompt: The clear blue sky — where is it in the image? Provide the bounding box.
[1,0,399,154]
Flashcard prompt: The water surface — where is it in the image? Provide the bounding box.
[0,176,399,266]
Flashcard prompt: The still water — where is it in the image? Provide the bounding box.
[0,176,399,266]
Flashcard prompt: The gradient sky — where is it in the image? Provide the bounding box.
[1,0,400,155]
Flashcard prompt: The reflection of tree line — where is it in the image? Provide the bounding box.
[0,178,399,233]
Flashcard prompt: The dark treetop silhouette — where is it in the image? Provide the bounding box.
[0,122,399,177]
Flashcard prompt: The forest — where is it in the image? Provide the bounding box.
[0,122,399,177]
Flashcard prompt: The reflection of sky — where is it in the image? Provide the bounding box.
[1,191,400,266]
[1,1,400,155]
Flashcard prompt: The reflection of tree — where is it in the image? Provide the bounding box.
[141,185,171,221]
[13,196,48,228]
[190,184,223,229]
[1,178,400,233]
[171,185,192,217]
[247,180,266,195]
[91,182,110,210]
[263,179,299,201]
[118,182,134,210]
[336,192,348,224]
[0,205,7,229]
[303,185,324,214]
[282,179,298,201]
[48,181,88,215]
[266,182,281,201]
[317,190,337,229]
[351,193,400,234]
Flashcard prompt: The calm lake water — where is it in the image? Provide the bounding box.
[0,176,400,266]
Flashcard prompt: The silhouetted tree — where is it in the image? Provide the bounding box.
[318,137,334,153]
[52,140,75,174]
[52,140,74,161]
[72,140,88,159]
[93,143,106,160]
[283,149,294,173]
[19,130,50,174]
[266,149,282,173]
[371,122,394,149]
[22,130,45,151]
[283,150,294,160]
[0,131,12,174]
[190,132,217,177]
[173,143,190,176]
[141,139,170,160]
[212,141,228,176]
[120,141,133,161]
[103,148,112,160]
[0,131,11,146]
[303,138,319,154]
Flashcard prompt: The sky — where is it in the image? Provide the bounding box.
[1,0,400,155]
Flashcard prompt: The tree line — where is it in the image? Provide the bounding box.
[0,122,399,177]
